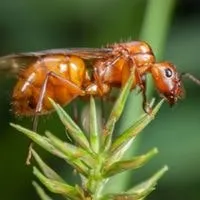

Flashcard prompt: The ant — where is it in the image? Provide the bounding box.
[0,41,199,163]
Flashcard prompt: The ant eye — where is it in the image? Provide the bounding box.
[165,68,173,78]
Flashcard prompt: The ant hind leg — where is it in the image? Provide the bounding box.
[26,71,50,165]
[26,70,84,165]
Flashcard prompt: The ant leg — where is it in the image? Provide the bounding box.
[26,71,84,165]
[93,67,103,95]
[141,86,151,114]
[32,74,49,130]
[138,75,152,114]
[129,59,151,114]
[33,71,84,123]
[26,71,50,165]
[48,72,85,95]
[33,71,84,118]
[26,73,49,164]
[93,55,121,94]
[41,71,84,124]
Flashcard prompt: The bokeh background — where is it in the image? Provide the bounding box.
[0,0,200,199]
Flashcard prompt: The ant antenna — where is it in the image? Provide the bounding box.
[180,72,200,86]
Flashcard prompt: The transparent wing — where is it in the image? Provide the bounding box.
[29,48,112,58]
[0,48,113,75]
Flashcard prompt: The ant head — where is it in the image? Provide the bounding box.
[151,62,184,105]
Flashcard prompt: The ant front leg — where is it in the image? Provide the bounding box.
[128,57,152,114]
[141,77,152,114]
[93,55,121,95]
[135,71,152,114]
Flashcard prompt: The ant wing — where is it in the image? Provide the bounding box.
[0,54,37,76]
[0,48,112,75]
[32,48,113,59]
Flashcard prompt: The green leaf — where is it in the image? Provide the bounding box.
[110,100,164,159]
[32,149,65,183]
[10,123,67,159]
[102,71,135,151]
[11,123,89,176]
[104,148,158,177]
[32,181,53,200]
[101,166,168,200]
[100,193,144,200]
[140,0,176,59]
[127,166,168,197]
[89,96,100,153]
[49,98,90,152]
[33,167,82,200]
[46,131,95,169]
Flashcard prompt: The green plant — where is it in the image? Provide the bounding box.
[11,74,167,200]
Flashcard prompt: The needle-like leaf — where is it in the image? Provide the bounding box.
[104,148,158,177]
[103,71,135,151]
[100,166,168,200]
[32,181,53,200]
[110,99,164,160]
[89,96,100,153]
[11,123,89,176]
[10,123,66,159]
[32,149,65,182]
[46,131,95,169]
[49,98,90,152]
[33,167,82,200]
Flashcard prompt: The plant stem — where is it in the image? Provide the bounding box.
[88,154,108,200]
[140,0,177,59]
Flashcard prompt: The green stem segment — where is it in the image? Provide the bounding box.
[140,0,177,59]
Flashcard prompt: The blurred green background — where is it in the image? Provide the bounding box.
[0,0,200,199]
